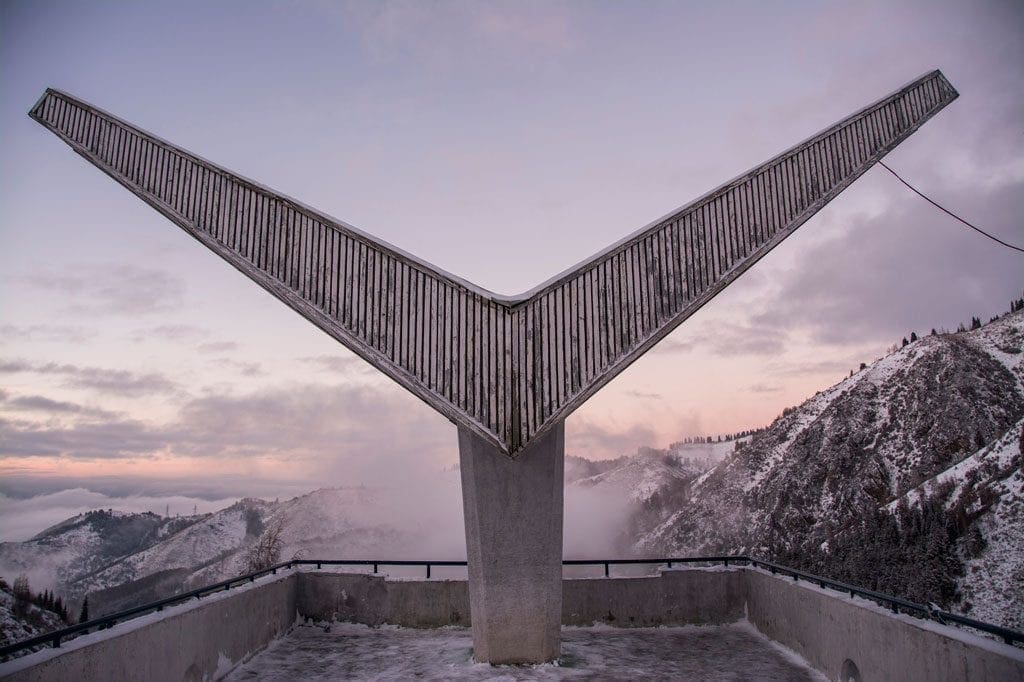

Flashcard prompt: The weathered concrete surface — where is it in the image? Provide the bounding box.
[295,566,743,630]
[31,71,959,458]
[459,423,565,664]
[6,567,1023,680]
[0,572,298,682]
[223,621,823,681]
[563,567,745,627]
[2,568,744,682]
[745,568,1024,682]
[298,572,471,627]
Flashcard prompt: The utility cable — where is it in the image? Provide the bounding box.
[878,161,1024,254]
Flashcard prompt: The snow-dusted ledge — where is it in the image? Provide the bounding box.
[1,566,1021,681]
[0,569,297,682]
[744,566,1024,682]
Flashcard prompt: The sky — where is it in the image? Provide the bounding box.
[0,0,1021,540]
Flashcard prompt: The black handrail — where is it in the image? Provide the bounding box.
[744,557,1024,646]
[1,555,1020,661]
[0,560,296,660]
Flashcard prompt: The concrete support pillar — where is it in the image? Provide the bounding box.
[458,421,565,664]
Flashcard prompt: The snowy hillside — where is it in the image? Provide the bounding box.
[0,581,67,654]
[572,451,705,503]
[184,489,407,588]
[633,309,1024,629]
[0,488,431,620]
[669,439,746,467]
[889,418,1024,630]
[72,498,274,599]
[0,510,203,600]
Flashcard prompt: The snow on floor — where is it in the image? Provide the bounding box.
[225,621,825,681]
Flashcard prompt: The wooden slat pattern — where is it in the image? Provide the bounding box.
[30,70,957,456]
[503,70,958,448]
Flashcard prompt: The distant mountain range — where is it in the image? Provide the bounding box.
[1,308,1021,647]
[0,488,411,623]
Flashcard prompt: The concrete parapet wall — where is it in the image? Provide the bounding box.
[297,566,745,629]
[744,568,1024,682]
[563,567,745,627]
[0,572,298,682]
[4,566,1022,681]
[298,572,472,627]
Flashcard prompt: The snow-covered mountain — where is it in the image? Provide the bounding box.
[72,498,276,603]
[0,510,203,601]
[570,450,707,504]
[0,488,420,619]
[890,417,1024,629]
[632,309,1024,629]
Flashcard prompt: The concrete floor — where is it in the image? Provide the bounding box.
[225,621,825,681]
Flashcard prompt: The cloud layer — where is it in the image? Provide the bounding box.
[0,380,453,468]
[15,265,186,316]
[0,360,180,397]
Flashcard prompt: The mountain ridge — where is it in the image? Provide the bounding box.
[631,309,1024,629]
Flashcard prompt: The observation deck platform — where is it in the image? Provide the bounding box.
[226,621,821,681]
[2,559,1022,681]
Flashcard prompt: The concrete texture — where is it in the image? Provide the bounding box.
[223,621,824,681]
[458,423,565,663]
[562,567,745,627]
[0,572,297,682]
[5,567,1022,680]
[30,71,959,457]
[744,568,1024,682]
[294,566,743,630]
[298,572,471,628]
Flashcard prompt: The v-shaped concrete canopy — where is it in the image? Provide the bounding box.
[29,70,957,456]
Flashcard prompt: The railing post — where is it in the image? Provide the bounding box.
[667,561,673,569]
[724,558,729,567]
[604,562,609,578]
[317,562,321,569]
[51,635,60,649]
[427,563,431,579]
[373,563,378,574]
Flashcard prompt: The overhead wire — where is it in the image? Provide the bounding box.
[878,161,1024,254]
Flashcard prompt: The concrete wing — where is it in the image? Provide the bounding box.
[507,70,958,452]
[30,70,958,456]
[28,88,509,450]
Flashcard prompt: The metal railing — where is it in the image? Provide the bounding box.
[2,555,1020,661]
[743,557,1024,646]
